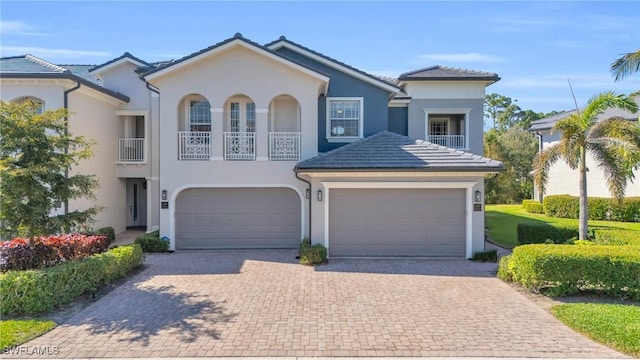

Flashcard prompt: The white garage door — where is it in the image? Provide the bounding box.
[175,188,301,249]
[329,189,466,257]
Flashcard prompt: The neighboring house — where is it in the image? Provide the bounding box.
[0,33,503,258]
[530,94,640,201]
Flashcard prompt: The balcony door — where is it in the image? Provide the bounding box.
[228,101,256,133]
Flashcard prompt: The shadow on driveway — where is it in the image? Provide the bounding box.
[314,257,497,277]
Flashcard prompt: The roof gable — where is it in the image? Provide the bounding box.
[398,65,500,83]
[296,131,503,172]
[266,36,401,94]
[89,52,152,75]
[143,33,329,86]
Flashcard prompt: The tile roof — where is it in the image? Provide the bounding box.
[89,52,153,73]
[398,65,500,82]
[529,94,640,131]
[295,131,504,172]
[0,55,128,102]
[266,36,401,93]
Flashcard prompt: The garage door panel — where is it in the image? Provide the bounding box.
[176,188,300,249]
[329,189,465,257]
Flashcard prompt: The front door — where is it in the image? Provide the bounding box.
[126,179,147,227]
[228,101,256,132]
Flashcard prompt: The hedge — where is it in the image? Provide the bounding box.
[516,223,579,244]
[522,200,544,214]
[0,233,110,272]
[299,238,327,266]
[543,195,640,222]
[594,229,640,246]
[134,230,169,253]
[0,244,143,315]
[498,244,640,300]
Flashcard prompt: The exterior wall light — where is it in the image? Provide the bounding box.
[317,189,323,202]
[474,190,482,203]
[306,188,310,199]
[161,189,167,201]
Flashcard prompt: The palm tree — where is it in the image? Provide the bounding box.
[533,92,640,240]
[610,49,640,82]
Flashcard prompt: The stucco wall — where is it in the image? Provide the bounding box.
[274,47,393,153]
[388,107,408,136]
[100,62,151,110]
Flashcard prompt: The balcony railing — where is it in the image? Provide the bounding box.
[427,135,465,149]
[178,131,211,160]
[224,132,255,160]
[269,132,301,161]
[118,138,145,162]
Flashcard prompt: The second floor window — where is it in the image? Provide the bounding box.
[189,100,211,132]
[327,98,363,139]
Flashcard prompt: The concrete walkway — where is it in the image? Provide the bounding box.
[5,250,628,358]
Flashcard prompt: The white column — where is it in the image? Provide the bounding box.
[211,108,224,160]
[256,108,269,161]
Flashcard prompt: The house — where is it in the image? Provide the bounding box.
[0,33,503,257]
[530,94,640,201]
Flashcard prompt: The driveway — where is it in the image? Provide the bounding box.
[6,250,628,358]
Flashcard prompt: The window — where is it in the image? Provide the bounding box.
[429,118,448,136]
[327,97,363,140]
[189,100,211,132]
[228,100,255,132]
[16,96,44,114]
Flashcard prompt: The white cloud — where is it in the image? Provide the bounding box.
[418,53,506,63]
[0,46,109,58]
[0,20,49,36]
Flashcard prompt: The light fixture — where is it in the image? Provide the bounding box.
[161,189,167,201]
[305,188,310,199]
[317,189,323,202]
[474,190,482,203]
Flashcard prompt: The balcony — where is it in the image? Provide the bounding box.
[269,132,301,161]
[427,135,465,149]
[224,132,255,160]
[118,138,145,162]
[178,131,211,160]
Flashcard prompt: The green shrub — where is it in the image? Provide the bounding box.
[471,249,498,262]
[497,255,512,281]
[299,238,327,266]
[0,244,143,315]
[594,229,640,246]
[522,200,544,214]
[94,226,116,243]
[134,230,169,253]
[516,223,579,244]
[498,244,640,300]
[543,195,640,222]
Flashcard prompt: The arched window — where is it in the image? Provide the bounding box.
[15,96,45,114]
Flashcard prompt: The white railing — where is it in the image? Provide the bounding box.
[118,138,145,162]
[224,132,255,160]
[427,135,465,149]
[269,132,301,161]
[178,131,211,160]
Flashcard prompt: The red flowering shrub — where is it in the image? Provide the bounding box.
[0,233,109,272]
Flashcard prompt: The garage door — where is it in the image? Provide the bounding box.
[329,189,466,257]
[175,188,301,249]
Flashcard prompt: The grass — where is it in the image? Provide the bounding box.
[0,319,56,348]
[485,204,640,248]
[552,303,640,357]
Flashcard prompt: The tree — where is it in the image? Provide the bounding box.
[484,128,538,204]
[484,93,517,130]
[0,100,100,239]
[533,92,640,240]
[610,49,640,82]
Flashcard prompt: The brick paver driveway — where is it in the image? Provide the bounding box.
[9,250,627,358]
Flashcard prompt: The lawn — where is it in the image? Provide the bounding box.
[0,319,56,348]
[485,204,640,248]
[552,303,640,357]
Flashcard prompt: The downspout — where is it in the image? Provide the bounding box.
[142,77,160,233]
[294,171,312,242]
[63,78,82,215]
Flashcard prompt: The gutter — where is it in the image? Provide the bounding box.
[294,172,312,242]
[63,78,81,215]
[0,73,129,102]
[293,166,505,173]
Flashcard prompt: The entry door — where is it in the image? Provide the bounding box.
[229,101,256,132]
[126,179,147,227]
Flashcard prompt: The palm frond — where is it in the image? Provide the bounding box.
[579,92,638,128]
[610,49,640,82]
[589,142,633,201]
[533,144,562,197]
[553,115,584,169]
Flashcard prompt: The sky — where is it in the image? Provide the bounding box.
[1,1,639,113]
